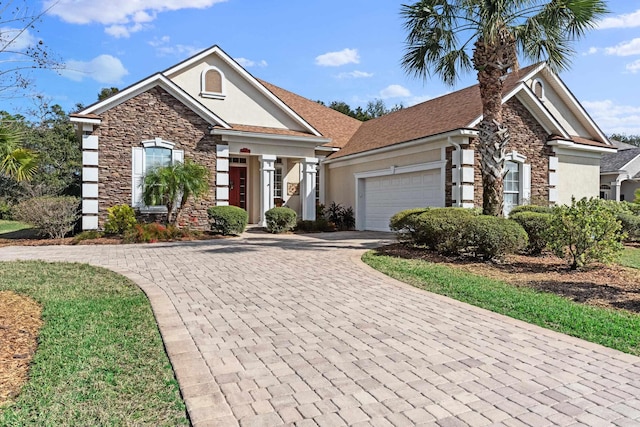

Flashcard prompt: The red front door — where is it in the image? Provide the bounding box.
[229,166,247,210]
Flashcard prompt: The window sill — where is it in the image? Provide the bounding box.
[200,92,225,100]
[137,206,168,214]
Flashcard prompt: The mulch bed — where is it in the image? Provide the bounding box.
[0,291,42,407]
[377,244,640,313]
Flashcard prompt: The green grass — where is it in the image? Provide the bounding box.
[363,250,640,356]
[619,246,640,269]
[0,220,31,235]
[0,261,188,426]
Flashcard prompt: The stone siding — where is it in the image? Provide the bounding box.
[94,86,219,229]
[470,97,554,208]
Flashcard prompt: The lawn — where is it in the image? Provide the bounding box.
[0,261,188,426]
[362,250,640,356]
[0,220,31,235]
[620,246,640,269]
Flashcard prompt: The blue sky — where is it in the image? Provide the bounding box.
[2,0,640,135]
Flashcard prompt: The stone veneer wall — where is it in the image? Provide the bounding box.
[470,97,554,208]
[94,86,219,229]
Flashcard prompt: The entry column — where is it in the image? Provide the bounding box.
[259,154,276,227]
[301,157,318,221]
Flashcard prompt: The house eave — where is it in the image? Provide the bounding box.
[211,128,330,146]
[547,139,616,154]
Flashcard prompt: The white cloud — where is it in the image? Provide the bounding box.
[60,54,129,84]
[235,58,268,68]
[45,0,227,37]
[315,48,359,67]
[147,36,201,57]
[626,59,640,74]
[379,84,411,99]
[584,46,599,55]
[0,27,38,51]
[598,9,640,29]
[605,38,640,56]
[582,99,640,135]
[335,70,373,79]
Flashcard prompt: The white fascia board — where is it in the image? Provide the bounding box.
[212,128,329,146]
[548,139,616,154]
[542,68,610,145]
[315,146,340,152]
[165,45,323,138]
[324,128,477,166]
[77,73,231,129]
[70,116,101,125]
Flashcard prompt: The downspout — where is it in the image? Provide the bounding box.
[448,137,464,207]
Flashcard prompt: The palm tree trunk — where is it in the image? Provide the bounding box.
[473,33,516,216]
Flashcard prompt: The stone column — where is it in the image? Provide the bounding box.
[451,148,475,208]
[259,155,276,226]
[301,157,318,220]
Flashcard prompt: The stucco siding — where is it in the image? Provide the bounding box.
[557,154,600,205]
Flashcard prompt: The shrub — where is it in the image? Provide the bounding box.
[389,208,430,242]
[0,199,12,219]
[509,211,553,255]
[468,216,528,260]
[265,207,297,234]
[122,222,186,243]
[547,197,625,270]
[104,204,137,235]
[412,208,476,254]
[296,218,335,233]
[72,230,104,243]
[12,196,79,239]
[618,212,640,241]
[509,204,553,215]
[326,202,355,231]
[207,206,248,236]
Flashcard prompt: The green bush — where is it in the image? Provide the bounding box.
[618,212,640,241]
[412,208,476,254]
[122,222,186,243]
[296,218,335,233]
[0,199,12,219]
[509,211,553,255]
[547,197,625,270]
[326,202,355,231]
[207,206,248,236]
[104,204,137,235]
[389,208,430,242]
[469,216,528,260]
[265,207,297,234]
[12,196,79,239]
[509,204,553,215]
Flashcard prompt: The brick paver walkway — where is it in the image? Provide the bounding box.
[1,231,640,426]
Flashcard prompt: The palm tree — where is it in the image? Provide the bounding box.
[401,0,607,215]
[0,124,37,182]
[142,159,209,226]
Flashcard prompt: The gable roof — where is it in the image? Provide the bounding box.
[332,63,540,159]
[601,147,640,173]
[259,80,362,148]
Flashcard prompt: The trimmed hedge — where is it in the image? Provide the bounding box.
[509,204,553,215]
[414,208,476,254]
[510,211,553,255]
[470,216,528,260]
[207,206,248,235]
[265,207,297,234]
[618,212,640,241]
[389,207,430,243]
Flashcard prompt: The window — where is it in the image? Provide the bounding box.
[131,138,183,208]
[315,168,320,202]
[274,166,283,199]
[532,79,544,99]
[504,161,520,214]
[201,66,225,99]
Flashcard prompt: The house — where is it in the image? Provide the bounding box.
[70,45,614,232]
[600,140,640,202]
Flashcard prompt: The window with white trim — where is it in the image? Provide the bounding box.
[503,152,531,216]
[274,165,283,199]
[131,138,184,209]
[201,66,225,99]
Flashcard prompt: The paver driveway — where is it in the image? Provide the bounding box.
[2,231,640,427]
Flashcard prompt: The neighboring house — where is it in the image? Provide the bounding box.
[71,45,614,232]
[600,140,640,202]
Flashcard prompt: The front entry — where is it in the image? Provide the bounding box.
[229,166,247,210]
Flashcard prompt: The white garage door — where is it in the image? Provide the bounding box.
[363,169,442,231]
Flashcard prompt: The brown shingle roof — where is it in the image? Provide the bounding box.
[259,80,362,148]
[218,124,323,139]
[332,63,541,159]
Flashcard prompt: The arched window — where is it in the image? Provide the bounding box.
[201,66,225,99]
[532,79,544,99]
[131,138,184,209]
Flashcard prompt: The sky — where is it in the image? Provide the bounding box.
[1,0,640,135]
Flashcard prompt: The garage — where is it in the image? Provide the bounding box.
[362,169,443,231]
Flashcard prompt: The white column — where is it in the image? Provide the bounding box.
[612,180,622,202]
[81,123,99,230]
[317,155,326,206]
[259,154,276,226]
[301,157,318,220]
[216,144,230,206]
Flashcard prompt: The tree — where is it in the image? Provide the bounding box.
[1,0,61,97]
[0,122,37,181]
[142,159,209,226]
[327,99,403,121]
[610,133,640,148]
[401,0,607,216]
[98,87,120,101]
